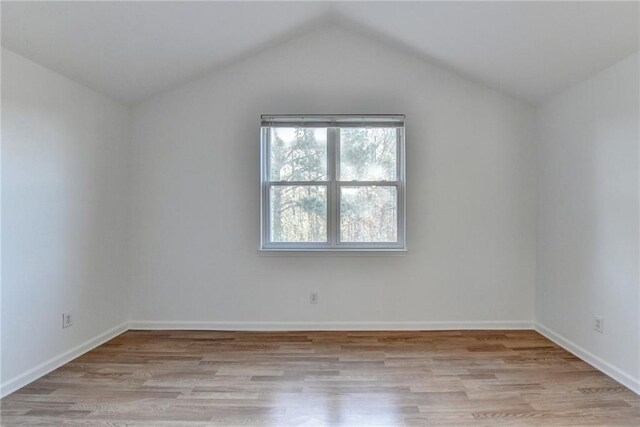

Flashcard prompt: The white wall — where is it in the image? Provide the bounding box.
[1,49,130,394]
[129,25,536,328]
[535,53,640,392]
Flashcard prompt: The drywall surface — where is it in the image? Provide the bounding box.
[535,53,639,388]
[1,49,130,391]
[129,25,536,327]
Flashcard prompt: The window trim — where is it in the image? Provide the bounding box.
[260,115,406,252]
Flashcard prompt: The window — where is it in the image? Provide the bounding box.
[260,115,406,251]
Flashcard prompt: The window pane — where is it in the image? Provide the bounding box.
[270,186,327,242]
[340,186,397,242]
[339,128,397,181]
[270,128,327,181]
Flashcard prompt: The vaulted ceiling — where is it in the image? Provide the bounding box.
[2,1,638,105]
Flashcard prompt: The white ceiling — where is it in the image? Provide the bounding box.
[2,1,638,105]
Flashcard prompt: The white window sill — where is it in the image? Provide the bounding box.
[258,248,408,257]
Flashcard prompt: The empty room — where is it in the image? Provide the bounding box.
[1,1,639,425]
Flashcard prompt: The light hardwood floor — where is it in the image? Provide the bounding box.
[1,330,639,426]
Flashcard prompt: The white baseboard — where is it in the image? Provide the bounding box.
[128,320,534,331]
[535,322,640,395]
[0,322,128,399]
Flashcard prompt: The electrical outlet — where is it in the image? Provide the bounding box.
[310,291,319,304]
[593,315,603,333]
[62,312,73,328]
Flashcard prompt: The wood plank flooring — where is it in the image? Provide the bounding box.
[1,330,639,426]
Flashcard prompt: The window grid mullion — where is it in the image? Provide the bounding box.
[261,127,270,248]
[269,181,328,186]
[328,127,338,247]
[336,181,400,186]
[334,128,341,246]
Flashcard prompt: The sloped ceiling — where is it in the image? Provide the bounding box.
[2,1,638,105]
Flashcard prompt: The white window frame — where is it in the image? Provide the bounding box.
[260,114,406,252]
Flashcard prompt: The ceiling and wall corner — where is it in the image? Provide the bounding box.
[2,1,638,105]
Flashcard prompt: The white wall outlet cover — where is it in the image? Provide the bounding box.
[63,312,73,328]
[593,315,603,333]
[310,292,319,304]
